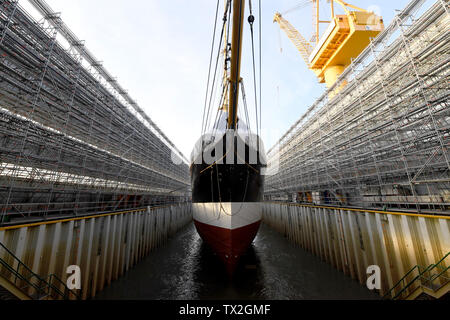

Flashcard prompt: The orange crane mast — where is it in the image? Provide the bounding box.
[274,0,384,95]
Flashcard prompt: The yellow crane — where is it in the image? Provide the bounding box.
[274,13,314,65]
[274,0,384,95]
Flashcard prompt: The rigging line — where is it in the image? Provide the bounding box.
[209,81,227,135]
[218,170,249,217]
[237,103,244,130]
[236,152,260,173]
[211,2,232,138]
[210,166,214,203]
[248,0,259,148]
[211,90,226,138]
[240,80,251,132]
[205,54,222,132]
[199,150,229,175]
[259,0,262,148]
[203,1,230,135]
[211,9,232,139]
[215,147,250,217]
[282,0,311,16]
[211,101,221,130]
[211,78,229,140]
[231,0,244,129]
[212,10,231,140]
[240,79,253,147]
[201,0,220,137]
[204,1,231,135]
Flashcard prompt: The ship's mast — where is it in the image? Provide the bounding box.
[220,0,230,112]
[227,0,245,129]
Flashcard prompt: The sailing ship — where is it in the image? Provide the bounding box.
[190,0,266,274]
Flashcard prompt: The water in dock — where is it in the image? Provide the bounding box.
[95,223,378,300]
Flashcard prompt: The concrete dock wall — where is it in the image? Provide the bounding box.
[0,203,192,299]
[263,202,449,298]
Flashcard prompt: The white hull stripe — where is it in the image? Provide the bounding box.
[193,202,262,230]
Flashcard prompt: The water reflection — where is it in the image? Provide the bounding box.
[95,223,378,300]
[166,226,265,300]
[192,242,265,300]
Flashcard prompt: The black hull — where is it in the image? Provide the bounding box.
[190,133,264,203]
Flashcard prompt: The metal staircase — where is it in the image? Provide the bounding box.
[0,242,79,300]
[384,252,450,300]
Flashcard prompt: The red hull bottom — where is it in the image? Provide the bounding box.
[193,219,261,275]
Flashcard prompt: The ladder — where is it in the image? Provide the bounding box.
[0,241,80,300]
[384,252,450,300]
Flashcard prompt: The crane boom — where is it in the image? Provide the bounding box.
[311,0,318,43]
[274,0,383,96]
[333,0,366,14]
[273,13,313,66]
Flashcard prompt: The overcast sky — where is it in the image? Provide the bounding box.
[22,0,412,158]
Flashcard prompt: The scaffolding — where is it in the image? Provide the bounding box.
[0,0,190,223]
[266,0,450,213]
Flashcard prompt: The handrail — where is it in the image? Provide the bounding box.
[383,252,450,300]
[383,265,421,299]
[420,258,450,288]
[428,266,449,283]
[0,202,191,231]
[391,264,434,300]
[0,241,79,300]
[48,273,80,300]
[0,257,45,295]
[264,201,450,220]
